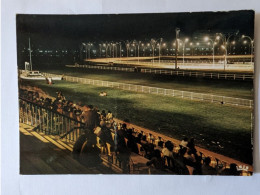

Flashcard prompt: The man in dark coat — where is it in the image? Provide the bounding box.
[82,105,100,132]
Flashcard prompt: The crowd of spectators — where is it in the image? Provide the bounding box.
[19,88,242,175]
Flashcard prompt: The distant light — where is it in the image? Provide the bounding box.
[204,36,209,41]
[185,38,189,42]
[243,40,247,44]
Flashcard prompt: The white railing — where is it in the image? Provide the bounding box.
[141,69,253,80]
[66,64,253,80]
[42,72,253,108]
[66,64,135,72]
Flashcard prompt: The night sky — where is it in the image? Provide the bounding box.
[16,10,254,49]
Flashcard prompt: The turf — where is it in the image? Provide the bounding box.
[24,80,253,164]
[39,67,253,99]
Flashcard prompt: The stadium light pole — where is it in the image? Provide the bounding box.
[189,42,193,56]
[183,38,189,65]
[103,43,109,58]
[28,37,33,70]
[124,41,130,58]
[220,45,227,71]
[137,41,142,63]
[175,28,180,69]
[204,36,215,67]
[112,43,116,58]
[216,32,238,71]
[99,44,102,58]
[196,42,200,56]
[115,43,118,58]
[141,43,145,57]
[109,42,113,57]
[132,42,137,57]
[150,39,157,65]
[119,42,122,59]
[242,35,254,66]
[82,43,88,61]
[87,43,93,59]
[157,38,163,64]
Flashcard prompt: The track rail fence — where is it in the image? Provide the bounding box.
[42,72,253,108]
[66,64,253,80]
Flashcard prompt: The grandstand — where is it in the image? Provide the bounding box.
[19,87,252,175]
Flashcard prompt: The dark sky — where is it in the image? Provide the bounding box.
[16,10,254,49]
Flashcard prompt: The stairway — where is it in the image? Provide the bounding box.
[20,123,120,174]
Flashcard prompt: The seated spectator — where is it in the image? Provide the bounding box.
[144,143,155,160]
[140,135,148,145]
[154,141,164,151]
[187,138,197,154]
[220,163,241,176]
[192,156,202,175]
[173,147,189,175]
[201,157,218,175]
[162,141,174,159]
[106,110,113,121]
[146,149,165,173]
[100,110,106,120]
[135,133,143,144]
[180,137,188,148]
[184,149,196,164]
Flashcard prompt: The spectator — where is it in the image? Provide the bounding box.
[126,128,138,154]
[101,110,106,120]
[201,157,218,175]
[135,133,143,144]
[187,138,197,154]
[106,110,113,121]
[162,141,174,159]
[99,121,114,146]
[184,149,196,164]
[154,141,164,151]
[146,149,165,173]
[82,105,100,131]
[80,132,102,167]
[117,123,127,138]
[192,156,202,175]
[180,137,188,148]
[173,147,189,175]
[220,163,241,176]
[116,133,131,173]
